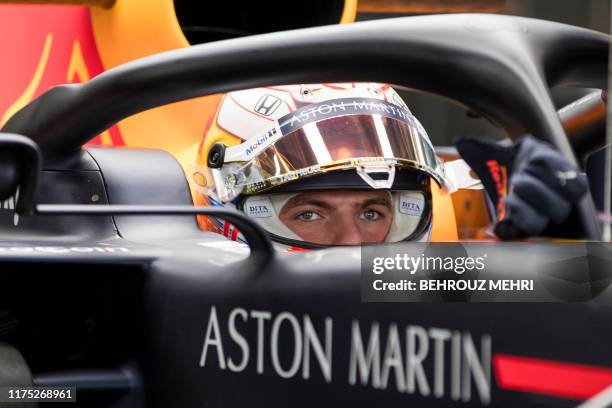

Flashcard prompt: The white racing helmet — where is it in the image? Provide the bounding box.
[196,83,452,248]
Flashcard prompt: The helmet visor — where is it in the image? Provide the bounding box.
[212,98,446,201]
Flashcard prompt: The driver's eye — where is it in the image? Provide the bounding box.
[297,211,322,221]
[360,210,381,221]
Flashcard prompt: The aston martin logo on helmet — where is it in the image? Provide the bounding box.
[254,94,282,116]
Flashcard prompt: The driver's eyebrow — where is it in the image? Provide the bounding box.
[283,198,333,210]
[360,198,392,209]
[283,196,393,210]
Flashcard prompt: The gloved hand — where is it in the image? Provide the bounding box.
[455,135,588,240]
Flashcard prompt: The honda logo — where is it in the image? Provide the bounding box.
[254,94,282,116]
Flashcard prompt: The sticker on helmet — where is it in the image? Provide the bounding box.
[254,94,282,116]
[244,197,275,219]
[399,194,424,217]
[280,97,413,135]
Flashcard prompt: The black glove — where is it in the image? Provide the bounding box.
[455,135,588,240]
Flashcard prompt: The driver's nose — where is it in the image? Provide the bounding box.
[331,215,363,245]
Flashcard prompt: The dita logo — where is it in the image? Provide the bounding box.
[1,187,20,226]
[399,194,424,217]
[249,205,270,215]
[254,94,282,116]
[402,202,421,211]
[244,197,274,219]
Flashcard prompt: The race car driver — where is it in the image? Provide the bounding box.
[193,83,588,248]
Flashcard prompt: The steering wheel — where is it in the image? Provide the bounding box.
[3,13,609,239]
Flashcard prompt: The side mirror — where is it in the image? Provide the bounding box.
[0,133,42,215]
